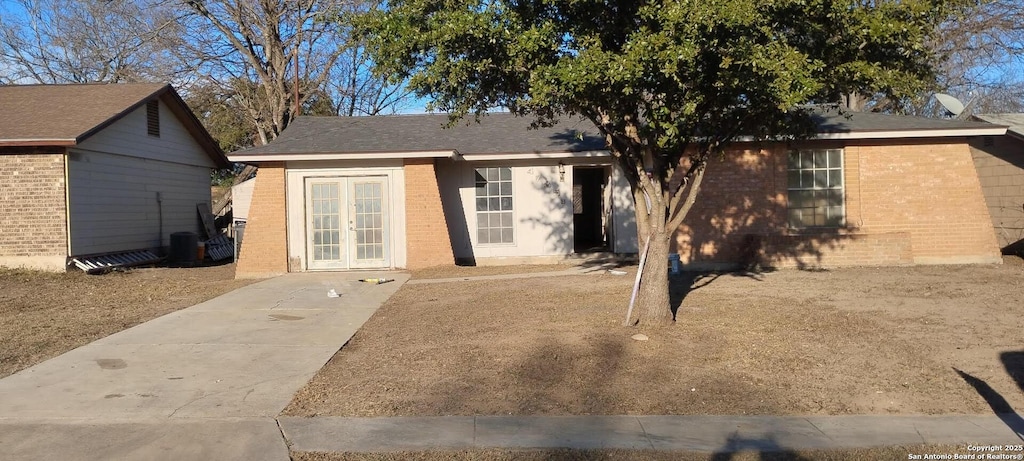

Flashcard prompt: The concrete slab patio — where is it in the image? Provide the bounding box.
[0,271,408,461]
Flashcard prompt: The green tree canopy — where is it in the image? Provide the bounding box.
[358,0,962,325]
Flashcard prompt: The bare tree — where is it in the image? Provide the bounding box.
[330,44,412,116]
[178,0,415,145]
[832,0,1024,116]
[180,1,337,144]
[0,0,186,84]
[913,0,1024,116]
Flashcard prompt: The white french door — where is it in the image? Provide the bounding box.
[305,177,389,270]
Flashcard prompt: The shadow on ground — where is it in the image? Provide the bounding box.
[953,368,1024,440]
[1002,351,1024,395]
[710,435,815,460]
[669,270,766,319]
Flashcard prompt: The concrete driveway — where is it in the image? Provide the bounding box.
[0,271,407,461]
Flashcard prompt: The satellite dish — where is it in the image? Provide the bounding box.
[934,93,965,117]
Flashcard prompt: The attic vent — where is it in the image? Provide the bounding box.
[146,100,160,137]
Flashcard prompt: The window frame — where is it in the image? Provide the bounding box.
[786,148,846,230]
[474,166,515,245]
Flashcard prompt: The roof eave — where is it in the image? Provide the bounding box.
[227,150,460,163]
[0,139,76,147]
[818,127,1007,139]
[457,150,611,161]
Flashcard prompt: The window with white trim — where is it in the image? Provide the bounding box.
[787,148,845,228]
[475,167,514,244]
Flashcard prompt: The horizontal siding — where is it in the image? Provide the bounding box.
[75,98,216,168]
[68,149,210,256]
[969,138,1024,249]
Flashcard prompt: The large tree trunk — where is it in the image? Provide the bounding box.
[633,231,673,326]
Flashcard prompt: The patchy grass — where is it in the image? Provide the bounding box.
[286,262,1024,417]
[0,264,257,378]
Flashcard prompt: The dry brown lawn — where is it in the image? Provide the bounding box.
[407,263,583,280]
[0,263,257,378]
[293,444,963,461]
[286,259,1024,417]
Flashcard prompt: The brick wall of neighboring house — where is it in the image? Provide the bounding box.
[404,158,455,269]
[234,163,288,278]
[0,153,68,270]
[969,135,1024,252]
[673,139,1000,268]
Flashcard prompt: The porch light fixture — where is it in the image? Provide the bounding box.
[558,162,566,182]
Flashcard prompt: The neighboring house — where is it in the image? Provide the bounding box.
[0,83,229,271]
[231,178,256,224]
[228,111,1004,278]
[968,114,1024,254]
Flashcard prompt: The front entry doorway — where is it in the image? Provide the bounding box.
[573,166,611,252]
[305,176,390,270]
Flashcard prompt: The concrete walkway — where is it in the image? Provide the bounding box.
[0,271,408,461]
[279,414,1024,453]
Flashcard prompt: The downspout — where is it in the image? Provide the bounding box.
[63,149,72,260]
[156,191,164,252]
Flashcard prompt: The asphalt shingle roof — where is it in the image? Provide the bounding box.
[233,113,605,156]
[0,83,168,142]
[972,113,1024,138]
[813,109,1001,133]
[0,83,228,167]
[232,109,1003,157]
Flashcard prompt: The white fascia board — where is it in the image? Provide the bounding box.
[813,127,1008,139]
[0,138,77,146]
[227,150,458,162]
[732,127,1008,142]
[457,150,611,161]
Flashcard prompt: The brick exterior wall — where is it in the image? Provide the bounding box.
[673,139,1000,268]
[404,158,455,269]
[969,135,1024,252]
[848,139,999,264]
[234,163,288,278]
[0,153,68,269]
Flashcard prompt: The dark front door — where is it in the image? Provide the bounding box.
[573,167,607,252]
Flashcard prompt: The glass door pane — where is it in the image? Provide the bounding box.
[350,179,387,267]
[306,179,346,269]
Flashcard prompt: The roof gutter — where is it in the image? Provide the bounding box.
[457,150,611,161]
[0,139,77,147]
[732,127,1007,142]
[228,149,459,163]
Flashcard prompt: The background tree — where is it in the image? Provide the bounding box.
[178,0,412,145]
[359,0,961,326]
[926,0,1024,115]
[846,0,1024,116]
[0,0,187,84]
